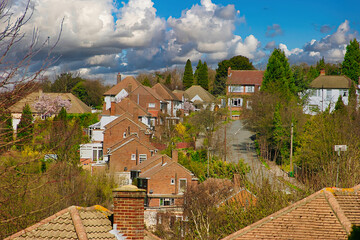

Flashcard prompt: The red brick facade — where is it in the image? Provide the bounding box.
[113,185,146,240]
[108,136,156,172]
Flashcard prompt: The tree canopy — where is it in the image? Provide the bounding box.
[342,38,360,84]
[16,104,34,149]
[213,55,255,95]
[197,61,209,90]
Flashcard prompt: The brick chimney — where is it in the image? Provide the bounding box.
[110,102,116,115]
[117,73,121,84]
[172,149,178,163]
[320,69,325,76]
[133,107,139,122]
[233,174,241,190]
[228,67,231,77]
[113,185,146,240]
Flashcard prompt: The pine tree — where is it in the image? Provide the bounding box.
[198,61,209,90]
[316,57,325,72]
[262,48,296,100]
[342,39,360,84]
[194,60,202,84]
[183,59,194,89]
[334,95,346,113]
[16,104,34,149]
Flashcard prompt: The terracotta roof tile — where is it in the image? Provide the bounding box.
[222,185,360,240]
[152,83,180,101]
[104,76,141,95]
[131,154,171,172]
[227,70,264,86]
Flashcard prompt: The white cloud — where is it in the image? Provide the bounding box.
[279,43,303,57]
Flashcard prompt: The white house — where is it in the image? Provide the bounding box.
[304,70,355,114]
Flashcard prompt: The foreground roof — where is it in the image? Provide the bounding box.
[9,92,91,114]
[227,70,264,85]
[152,83,180,101]
[310,75,352,89]
[223,184,360,240]
[185,85,215,102]
[6,205,115,240]
[102,97,150,116]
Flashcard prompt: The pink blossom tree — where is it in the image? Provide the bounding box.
[184,100,195,113]
[33,95,72,117]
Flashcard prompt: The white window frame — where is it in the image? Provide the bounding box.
[123,132,126,138]
[228,85,243,93]
[231,98,243,107]
[148,103,156,108]
[160,198,175,206]
[139,154,147,163]
[171,178,175,185]
[92,147,103,161]
[246,100,252,109]
[245,85,254,93]
[131,154,136,160]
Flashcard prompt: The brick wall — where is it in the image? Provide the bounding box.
[113,185,146,240]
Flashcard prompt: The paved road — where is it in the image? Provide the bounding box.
[223,120,291,191]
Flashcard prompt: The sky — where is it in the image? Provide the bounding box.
[6,0,360,84]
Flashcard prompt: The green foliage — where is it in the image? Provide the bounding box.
[71,80,106,108]
[142,77,152,87]
[51,72,82,93]
[178,150,249,182]
[342,38,360,83]
[67,112,99,128]
[193,60,202,84]
[165,74,171,87]
[262,48,296,100]
[198,61,209,90]
[348,225,360,240]
[334,95,346,113]
[213,55,255,95]
[271,103,288,165]
[183,59,194,89]
[16,104,34,150]
[0,110,13,151]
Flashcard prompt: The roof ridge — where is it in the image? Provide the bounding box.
[323,189,352,234]
[222,190,324,240]
[69,206,89,240]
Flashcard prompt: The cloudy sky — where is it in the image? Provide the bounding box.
[7,0,360,83]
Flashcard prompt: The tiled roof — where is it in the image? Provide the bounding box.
[185,85,215,103]
[131,154,171,171]
[139,161,193,179]
[152,83,180,101]
[102,98,150,116]
[227,70,264,86]
[108,135,155,154]
[104,112,148,131]
[222,184,360,240]
[310,75,352,89]
[173,90,189,100]
[8,92,91,114]
[104,76,141,95]
[6,205,115,240]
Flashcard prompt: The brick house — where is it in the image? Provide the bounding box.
[5,185,159,240]
[129,85,168,126]
[130,151,198,208]
[152,83,182,117]
[226,68,264,118]
[107,134,157,173]
[103,74,141,110]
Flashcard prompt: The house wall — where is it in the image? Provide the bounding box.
[129,88,161,112]
[109,140,154,172]
[146,164,194,207]
[103,118,151,151]
[305,88,349,114]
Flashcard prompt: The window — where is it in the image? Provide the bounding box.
[340,89,348,97]
[123,132,126,138]
[139,154,147,163]
[228,85,243,93]
[231,98,243,107]
[92,147,103,161]
[131,154,136,160]
[148,103,155,108]
[245,86,254,93]
[179,179,187,193]
[246,100,252,109]
[160,198,174,206]
[171,178,175,185]
[326,90,332,101]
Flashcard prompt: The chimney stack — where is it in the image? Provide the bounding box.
[113,185,146,240]
[117,73,121,84]
[133,107,139,122]
[320,69,325,76]
[228,67,231,77]
[172,149,178,163]
[233,174,241,190]
[110,102,116,115]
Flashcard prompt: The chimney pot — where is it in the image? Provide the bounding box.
[228,67,231,77]
[320,69,325,76]
[117,73,121,84]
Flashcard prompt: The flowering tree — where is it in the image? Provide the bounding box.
[184,100,195,113]
[33,95,72,117]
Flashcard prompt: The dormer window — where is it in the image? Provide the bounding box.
[148,103,155,108]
